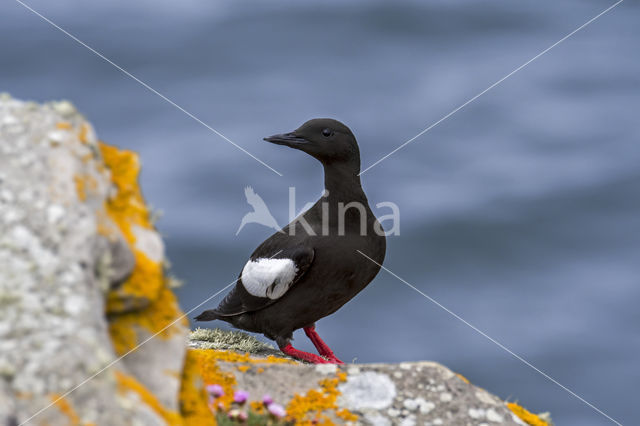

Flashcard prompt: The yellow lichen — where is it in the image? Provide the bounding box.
[190,349,238,411]
[249,400,266,415]
[179,350,215,426]
[108,286,187,356]
[98,142,186,355]
[99,142,165,313]
[74,175,87,202]
[286,372,356,425]
[236,365,250,373]
[115,371,181,424]
[56,121,72,130]
[456,373,470,384]
[50,394,81,425]
[507,402,550,426]
[73,174,98,203]
[106,250,165,313]
[79,123,89,144]
[188,348,296,415]
[336,408,358,422]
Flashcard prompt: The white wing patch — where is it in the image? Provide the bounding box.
[241,258,298,299]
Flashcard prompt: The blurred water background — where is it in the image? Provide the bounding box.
[2,0,639,424]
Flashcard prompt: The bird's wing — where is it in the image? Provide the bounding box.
[214,245,314,316]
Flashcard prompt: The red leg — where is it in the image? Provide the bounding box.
[280,344,330,364]
[303,326,344,364]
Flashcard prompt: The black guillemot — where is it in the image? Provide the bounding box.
[196,118,386,364]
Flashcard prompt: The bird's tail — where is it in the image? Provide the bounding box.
[194,309,220,322]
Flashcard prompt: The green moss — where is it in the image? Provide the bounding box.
[190,328,275,353]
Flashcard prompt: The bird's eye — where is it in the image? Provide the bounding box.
[321,128,333,137]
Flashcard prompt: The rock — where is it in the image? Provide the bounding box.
[189,328,553,426]
[0,96,194,425]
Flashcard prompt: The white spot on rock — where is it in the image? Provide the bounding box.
[387,408,400,417]
[339,371,396,410]
[469,408,485,419]
[439,392,452,402]
[400,415,416,426]
[47,205,65,224]
[52,100,76,117]
[315,364,337,375]
[486,408,504,423]
[47,130,67,144]
[418,399,436,414]
[64,295,85,316]
[347,366,360,375]
[476,389,498,405]
[132,225,165,263]
[403,399,419,411]
[365,413,391,426]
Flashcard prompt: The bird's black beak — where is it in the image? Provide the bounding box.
[263,132,308,148]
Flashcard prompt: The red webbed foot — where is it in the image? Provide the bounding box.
[280,343,331,364]
[303,325,344,364]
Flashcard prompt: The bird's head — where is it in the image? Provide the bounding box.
[264,118,360,171]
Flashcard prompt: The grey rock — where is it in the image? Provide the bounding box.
[0,97,185,425]
[199,328,547,426]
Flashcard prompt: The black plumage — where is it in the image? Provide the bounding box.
[196,118,386,363]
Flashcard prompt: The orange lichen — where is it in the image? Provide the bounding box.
[99,142,165,312]
[190,349,238,411]
[236,365,250,373]
[50,394,81,425]
[249,400,266,415]
[286,372,356,425]
[336,408,358,422]
[109,286,187,355]
[56,121,72,130]
[507,402,550,426]
[98,142,185,354]
[79,123,89,144]
[456,373,470,384]
[188,348,297,415]
[74,175,87,202]
[115,370,181,424]
[106,250,165,313]
[179,350,215,425]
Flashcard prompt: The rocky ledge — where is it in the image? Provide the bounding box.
[190,328,552,426]
[0,95,550,425]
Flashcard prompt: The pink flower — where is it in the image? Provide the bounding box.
[268,403,286,418]
[262,394,273,406]
[233,390,249,404]
[237,411,248,422]
[206,384,224,398]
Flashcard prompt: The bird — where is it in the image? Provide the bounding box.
[196,118,386,364]
[235,186,281,235]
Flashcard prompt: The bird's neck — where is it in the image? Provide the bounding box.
[323,163,366,203]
